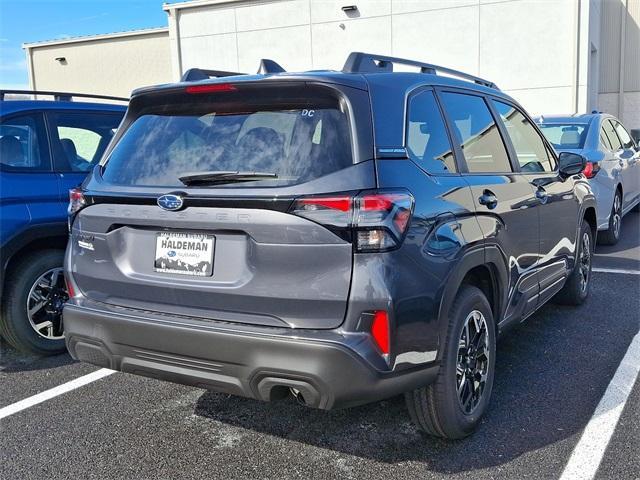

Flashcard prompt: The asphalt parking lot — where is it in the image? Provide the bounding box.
[1,213,639,480]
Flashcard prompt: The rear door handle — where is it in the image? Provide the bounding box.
[478,190,498,209]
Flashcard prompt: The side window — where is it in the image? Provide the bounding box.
[493,100,555,172]
[47,112,123,172]
[406,90,456,173]
[602,120,623,151]
[0,113,49,171]
[612,121,635,149]
[439,92,512,173]
[600,128,613,150]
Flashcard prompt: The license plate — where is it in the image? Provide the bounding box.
[154,232,215,277]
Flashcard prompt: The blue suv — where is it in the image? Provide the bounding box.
[0,90,125,355]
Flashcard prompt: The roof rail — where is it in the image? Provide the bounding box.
[180,68,244,82]
[0,89,128,102]
[342,52,498,89]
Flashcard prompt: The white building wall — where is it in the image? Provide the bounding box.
[598,0,640,131]
[25,29,172,98]
[167,0,595,118]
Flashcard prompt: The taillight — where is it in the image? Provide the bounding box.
[370,311,390,355]
[185,83,237,94]
[68,188,86,231]
[68,188,86,216]
[583,161,600,179]
[289,190,414,252]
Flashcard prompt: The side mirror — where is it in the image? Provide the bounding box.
[630,129,640,146]
[558,152,587,177]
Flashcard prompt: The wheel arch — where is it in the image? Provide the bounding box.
[436,246,507,361]
[1,223,68,301]
[582,205,598,245]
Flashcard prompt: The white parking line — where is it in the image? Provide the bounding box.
[0,368,115,420]
[592,267,640,275]
[559,331,640,480]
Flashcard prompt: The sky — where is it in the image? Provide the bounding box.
[0,0,168,89]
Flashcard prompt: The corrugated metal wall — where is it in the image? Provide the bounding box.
[599,0,640,93]
[625,0,640,91]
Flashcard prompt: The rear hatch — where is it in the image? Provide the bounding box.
[68,79,375,329]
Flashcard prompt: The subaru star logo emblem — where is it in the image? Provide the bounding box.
[157,194,184,211]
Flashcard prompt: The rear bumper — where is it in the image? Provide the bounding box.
[63,300,438,410]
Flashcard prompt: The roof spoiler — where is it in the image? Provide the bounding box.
[181,58,286,82]
[180,68,245,82]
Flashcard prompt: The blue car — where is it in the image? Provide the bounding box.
[0,90,126,355]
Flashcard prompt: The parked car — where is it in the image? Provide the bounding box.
[63,53,596,439]
[0,90,126,355]
[536,113,640,245]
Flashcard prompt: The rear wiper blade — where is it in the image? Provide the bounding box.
[178,171,278,186]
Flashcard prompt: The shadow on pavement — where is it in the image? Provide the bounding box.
[595,210,639,255]
[193,274,639,473]
[0,338,75,373]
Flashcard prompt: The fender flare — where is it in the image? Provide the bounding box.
[578,196,598,243]
[435,245,509,361]
[0,222,68,300]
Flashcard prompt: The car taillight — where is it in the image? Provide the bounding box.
[583,161,600,179]
[289,190,414,252]
[68,188,86,216]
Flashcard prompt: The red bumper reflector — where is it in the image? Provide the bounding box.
[64,274,75,298]
[371,311,390,355]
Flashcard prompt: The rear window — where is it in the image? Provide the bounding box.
[538,123,588,149]
[101,88,353,188]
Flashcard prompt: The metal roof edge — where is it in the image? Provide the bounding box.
[22,27,169,50]
[162,0,265,12]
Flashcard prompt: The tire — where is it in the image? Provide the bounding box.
[405,285,496,439]
[0,249,68,355]
[599,190,622,246]
[554,220,593,306]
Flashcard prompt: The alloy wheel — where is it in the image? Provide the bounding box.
[25,267,67,340]
[612,194,622,239]
[456,310,490,414]
[579,232,591,294]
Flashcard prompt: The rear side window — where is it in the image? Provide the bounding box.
[439,92,511,173]
[602,120,623,150]
[493,101,555,172]
[406,90,456,173]
[48,112,123,172]
[612,121,635,149]
[600,128,613,150]
[538,123,588,149]
[102,90,353,188]
[0,113,49,171]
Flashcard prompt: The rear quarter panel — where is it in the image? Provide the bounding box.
[368,159,485,369]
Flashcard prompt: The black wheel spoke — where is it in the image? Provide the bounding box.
[456,309,490,415]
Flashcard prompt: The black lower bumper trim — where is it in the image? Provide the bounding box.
[63,303,438,410]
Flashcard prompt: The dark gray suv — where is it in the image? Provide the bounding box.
[63,53,596,439]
